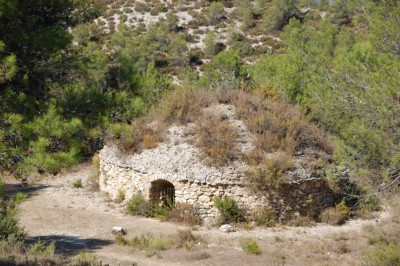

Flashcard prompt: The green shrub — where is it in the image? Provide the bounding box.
[11,192,26,205]
[362,243,400,266]
[208,2,226,24]
[156,3,167,13]
[126,193,154,217]
[201,50,244,91]
[110,123,141,152]
[0,178,24,242]
[357,194,381,216]
[204,32,222,57]
[165,12,179,32]
[240,238,261,255]
[230,41,254,56]
[72,179,83,188]
[28,240,56,256]
[152,204,171,218]
[126,194,200,222]
[0,209,25,242]
[17,104,84,175]
[73,251,101,266]
[335,200,350,217]
[214,197,245,223]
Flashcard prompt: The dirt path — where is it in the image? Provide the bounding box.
[16,163,389,266]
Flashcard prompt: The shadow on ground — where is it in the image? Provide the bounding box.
[4,183,51,200]
[25,235,113,256]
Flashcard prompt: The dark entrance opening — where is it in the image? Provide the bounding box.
[149,180,175,207]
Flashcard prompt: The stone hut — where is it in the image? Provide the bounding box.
[99,104,335,223]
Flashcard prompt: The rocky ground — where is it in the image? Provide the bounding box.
[14,163,392,265]
[95,0,281,54]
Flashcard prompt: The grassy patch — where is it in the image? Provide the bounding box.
[149,236,173,251]
[11,192,27,206]
[368,235,389,246]
[362,243,400,266]
[130,233,173,251]
[240,238,261,255]
[28,240,56,256]
[129,230,204,253]
[130,234,152,250]
[154,88,212,125]
[72,178,83,188]
[73,251,101,266]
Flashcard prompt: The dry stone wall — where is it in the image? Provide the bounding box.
[99,120,335,223]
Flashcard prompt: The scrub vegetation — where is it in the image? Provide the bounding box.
[0,0,399,264]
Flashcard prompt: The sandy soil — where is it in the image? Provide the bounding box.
[15,163,389,266]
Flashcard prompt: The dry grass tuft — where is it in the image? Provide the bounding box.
[115,233,128,245]
[175,229,205,251]
[320,200,350,225]
[246,152,293,189]
[195,111,241,166]
[87,153,101,191]
[227,90,333,156]
[110,118,164,153]
[362,197,400,245]
[187,251,211,261]
[251,205,278,227]
[154,88,213,125]
[166,203,202,225]
[130,233,173,251]
[142,129,161,150]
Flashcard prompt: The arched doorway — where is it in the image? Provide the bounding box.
[149,180,175,207]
